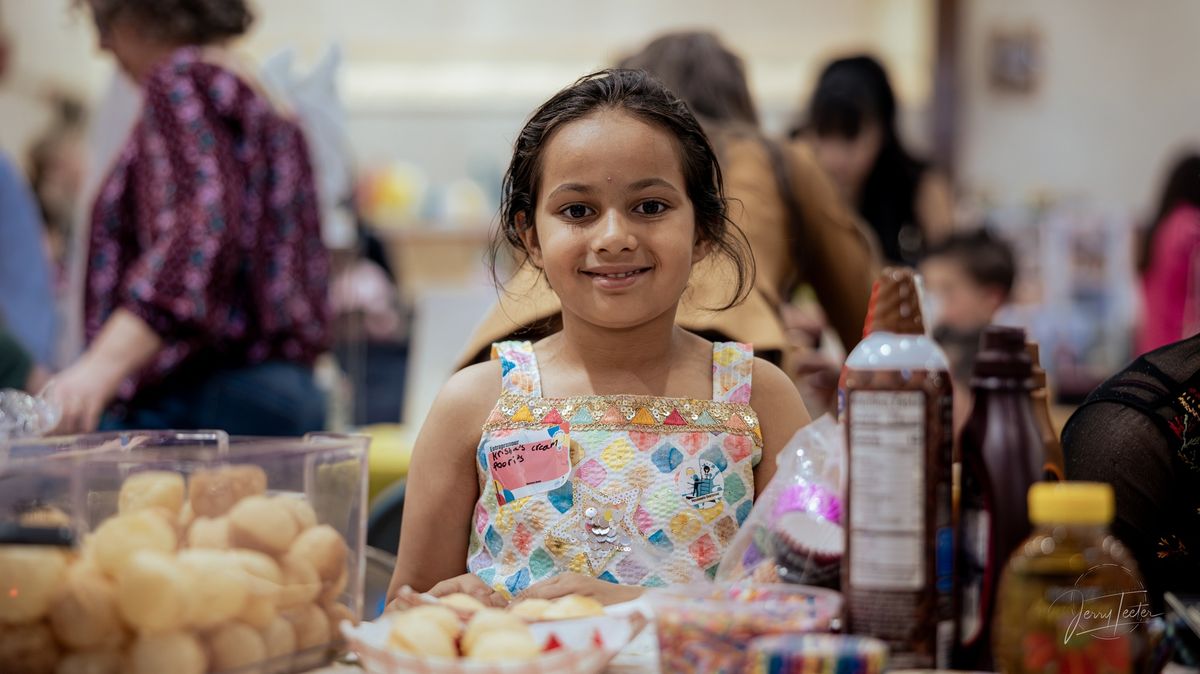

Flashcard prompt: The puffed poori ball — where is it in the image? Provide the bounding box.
[125,631,206,674]
[54,649,121,674]
[206,621,267,674]
[275,495,318,531]
[89,509,177,577]
[287,525,346,582]
[188,464,268,518]
[117,471,185,516]
[277,555,321,608]
[176,550,250,628]
[386,611,457,660]
[0,545,68,624]
[114,551,194,634]
[229,496,299,556]
[48,561,123,650]
[464,629,541,663]
[186,516,231,550]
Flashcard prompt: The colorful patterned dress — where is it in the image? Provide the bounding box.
[467,341,763,595]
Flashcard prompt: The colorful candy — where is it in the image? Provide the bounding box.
[747,634,888,674]
[650,583,841,674]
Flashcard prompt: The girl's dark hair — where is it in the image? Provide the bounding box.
[1139,152,1200,272]
[796,54,928,263]
[617,32,758,130]
[494,68,754,311]
[86,0,253,45]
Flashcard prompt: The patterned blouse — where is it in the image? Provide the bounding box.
[85,48,330,399]
[467,341,763,596]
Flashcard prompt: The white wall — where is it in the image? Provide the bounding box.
[0,0,934,177]
[957,0,1200,217]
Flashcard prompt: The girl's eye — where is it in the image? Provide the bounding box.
[635,200,669,216]
[560,204,594,220]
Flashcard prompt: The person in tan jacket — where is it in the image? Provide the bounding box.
[459,32,878,377]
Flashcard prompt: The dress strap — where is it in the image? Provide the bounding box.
[712,342,754,404]
[491,341,543,397]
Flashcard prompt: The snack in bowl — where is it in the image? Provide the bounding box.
[540,595,605,621]
[388,609,458,659]
[345,593,648,674]
[438,592,487,615]
[507,598,554,621]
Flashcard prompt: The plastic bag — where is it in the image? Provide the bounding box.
[716,414,844,588]
[0,389,60,440]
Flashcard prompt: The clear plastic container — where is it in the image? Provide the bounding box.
[746,633,888,674]
[648,582,842,674]
[0,430,369,674]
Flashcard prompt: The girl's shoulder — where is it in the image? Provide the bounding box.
[432,359,504,429]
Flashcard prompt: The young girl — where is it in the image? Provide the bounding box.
[389,69,810,606]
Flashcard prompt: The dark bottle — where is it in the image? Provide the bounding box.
[1026,341,1065,481]
[841,268,955,668]
[951,326,1049,671]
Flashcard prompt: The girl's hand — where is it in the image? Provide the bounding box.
[46,356,123,434]
[517,573,644,606]
[429,573,509,608]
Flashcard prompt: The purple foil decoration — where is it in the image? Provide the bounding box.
[772,482,842,525]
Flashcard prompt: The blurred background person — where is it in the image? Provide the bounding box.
[920,228,1016,429]
[28,94,88,285]
[458,32,879,416]
[0,26,58,373]
[1136,151,1200,356]
[49,0,331,435]
[793,54,954,266]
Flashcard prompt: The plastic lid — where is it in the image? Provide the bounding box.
[1028,482,1114,525]
[971,325,1034,386]
[862,267,925,337]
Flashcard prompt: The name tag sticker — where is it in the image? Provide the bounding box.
[487,426,572,505]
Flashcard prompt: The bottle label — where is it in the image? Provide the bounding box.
[847,389,926,590]
[959,508,991,643]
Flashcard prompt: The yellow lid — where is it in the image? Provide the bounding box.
[1028,482,1114,525]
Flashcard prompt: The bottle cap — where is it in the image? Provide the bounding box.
[1028,482,1114,525]
[971,325,1034,387]
[862,267,925,337]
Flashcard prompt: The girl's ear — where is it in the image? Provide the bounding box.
[517,211,544,269]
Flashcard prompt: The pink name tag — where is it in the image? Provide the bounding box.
[487,429,572,506]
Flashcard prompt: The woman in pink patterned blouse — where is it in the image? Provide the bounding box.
[51,0,331,434]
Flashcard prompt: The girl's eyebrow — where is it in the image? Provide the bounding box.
[547,183,592,200]
[627,177,679,192]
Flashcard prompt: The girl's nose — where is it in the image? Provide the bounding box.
[593,210,637,254]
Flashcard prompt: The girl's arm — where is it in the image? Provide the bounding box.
[388,361,501,599]
[750,358,813,493]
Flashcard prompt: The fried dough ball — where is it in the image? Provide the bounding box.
[48,561,123,649]
[0,621,60,674]
[229,496,299,556]
[125,631,206,674]
[90,510,176,577]
[187,465,268,518]
[287,525,346,582]
[117,471,185,516]
[114,551,193,634]
[176,550,249,628]
[0,545,68,624]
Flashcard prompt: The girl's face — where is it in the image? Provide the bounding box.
[521,109,708,330]
[811,122,883,200]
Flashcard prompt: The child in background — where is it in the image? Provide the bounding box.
[388,70,810,606]
[919,229,1016,429]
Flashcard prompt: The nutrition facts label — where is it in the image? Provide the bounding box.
[848,389,926,590]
